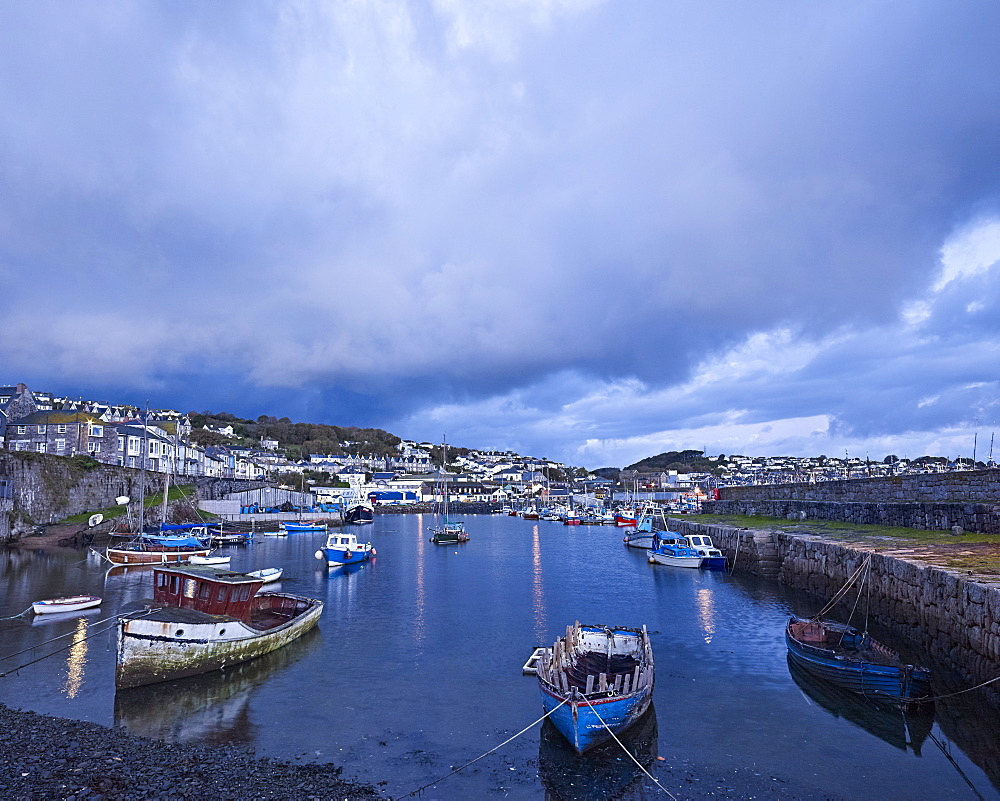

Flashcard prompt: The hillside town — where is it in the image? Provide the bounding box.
[0,383,993,512]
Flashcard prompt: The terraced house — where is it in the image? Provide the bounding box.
[4,410,119,459]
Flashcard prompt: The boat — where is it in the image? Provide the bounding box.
[314,531,375,567]
[246,567,283,584]
[115,565,324,688]
[683,532,727,570]
[32,595,102,615]
[280,521,328,533]
[787,657,933,755]
[623,503,666,549]
[536,622,655,753]
[523,509,540,520]
[344,503,375,525]
[105,542,213,565]
[563,511,581,526]
[646,534,702,568]
[262,529,288,537]
[614,510,637,528]
[785,616,931,702]
[429,438,468,545]
[188,553,232,566]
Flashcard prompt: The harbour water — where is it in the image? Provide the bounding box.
[1,514,999,800]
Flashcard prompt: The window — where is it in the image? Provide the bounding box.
[88,441,100,453]
[56,424,67,434]
[198,582,210,600]
[15,426,25,434]
[37,425,46,434]
[217,587,229,602]
[169,575,180,594]
[89,425,103,437]
[117,436,124,451]
[239,586,251,601]
[157,573,169,589]
[55,438,66,452]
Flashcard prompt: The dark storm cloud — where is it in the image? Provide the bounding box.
[1,2,999,462]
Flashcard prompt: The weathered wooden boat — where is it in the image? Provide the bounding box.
[344,503,375,525]
[246,567,283,584]
[536,622,654,753]
[787,657,933,755]
[116,565,324,688]
[280,521,328,533]
[314,531,375,566]
[189,553,232,565]
[785,616,931,702]
[647,534,702,568]
[683,532,727,570]
[32,595,102,615]
[105,542,213,565]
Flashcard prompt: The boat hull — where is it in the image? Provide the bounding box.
[107,547,212,565]
[700,556,727,570]
[614,516,637,527]
[319,548,372,567]
[344,505,374,525]
[647,550,702,568]
[785,617,931,701]
[116,593,323,688]
[540,684,652,753]
[623,533,656,549]
[33,595,102,615]
[281,523,327,533]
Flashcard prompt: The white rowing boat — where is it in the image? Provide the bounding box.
[247,567,283,584]
[32,595,102,615]
[189,554,232,565]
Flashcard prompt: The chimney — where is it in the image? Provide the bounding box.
[16,383,26,393]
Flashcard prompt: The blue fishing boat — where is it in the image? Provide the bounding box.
[281,521,328,533]
[536,622,654,753]
[683,532,727,570]
[623,503,665,549]
[785,616,931,702]
[314,531,375,567]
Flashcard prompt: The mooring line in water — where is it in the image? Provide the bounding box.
[0,610,156,679]
[580,697,677,799]
[395,697,570,800]
[0,606,34,621]
[0,610,132,662]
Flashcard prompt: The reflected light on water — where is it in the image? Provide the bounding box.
[415,514,426,645]
[532,524,546,643]
[62,617,88,699]
[696,588,716,644]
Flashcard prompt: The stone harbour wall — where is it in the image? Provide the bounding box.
[669,518,1000,694]
[702,498,1000,533]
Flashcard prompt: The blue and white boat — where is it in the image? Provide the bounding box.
[314,531,375,567]
[623,503,665,549]
[536,622,654,753]
[281,521,328,533]
[785,616,931,702]
[647,534,702,568]
[683,532,727,570]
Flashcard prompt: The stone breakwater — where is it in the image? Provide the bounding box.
[0,703,381,801]
[707,469,1000,533]
[669,519,1000,696]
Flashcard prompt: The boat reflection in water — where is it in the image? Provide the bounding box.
[788,657,934,755]
[114,627,320,747]
[538,704,658,801]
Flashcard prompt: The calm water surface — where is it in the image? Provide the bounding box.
[1,514,998,800]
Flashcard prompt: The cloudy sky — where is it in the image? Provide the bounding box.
[2,1,999,467]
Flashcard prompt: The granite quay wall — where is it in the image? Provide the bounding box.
[719,469,1000,503]
[702,498,1000,533]
[374,502,499,515]
[669,519,1000,695]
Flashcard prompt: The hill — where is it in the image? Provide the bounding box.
[624,450,723,474]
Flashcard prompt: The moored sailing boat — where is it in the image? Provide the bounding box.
[429,438,468,545]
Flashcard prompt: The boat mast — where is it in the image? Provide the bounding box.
[138,401,149,534]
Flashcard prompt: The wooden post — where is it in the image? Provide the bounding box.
[599,673,607,692]
[633,666,641,687]
[614,673,622,693]
[623,674,631,695]
[585,674,594,694]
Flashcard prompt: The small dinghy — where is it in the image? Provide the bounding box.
[246,567,283,584]
[536,621,654,753]
[33,595,102,615]
[189,554,232,565]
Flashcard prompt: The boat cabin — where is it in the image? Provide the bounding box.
[324,532,361,549]
[152,566,264,623]
[686,534,716,549]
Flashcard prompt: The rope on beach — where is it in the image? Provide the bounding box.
[0,610,156,679]
[394,697,569,800]
[580,697,677,799]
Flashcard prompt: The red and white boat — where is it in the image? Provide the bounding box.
[32,595,102,615]
[614,511,638,527]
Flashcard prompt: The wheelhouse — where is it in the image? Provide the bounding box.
[152,566,264,623]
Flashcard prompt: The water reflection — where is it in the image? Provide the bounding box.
[695,588,716,644]
[531,524,546,644]
[538,705,658,801]
[114,627,320,746]
[415,514,426,645]
[787,657,934,755]
[61,617,89,699]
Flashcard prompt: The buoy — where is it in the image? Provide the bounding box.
[371,548,377,556]
[314,550,324,560]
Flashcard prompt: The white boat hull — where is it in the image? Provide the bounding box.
[33,595,102,615]
[647,551,702,568]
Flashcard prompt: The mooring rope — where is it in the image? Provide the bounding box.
[0,610,156,679]
[580,697,677,799]
[395,697,569,800]
[0,610,130,662]
[0,607,34,622]
[813,552,872,620]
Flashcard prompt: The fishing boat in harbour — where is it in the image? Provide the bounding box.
[314,531,375,567]
[647,534,703,568]
[115,565,324,688]
[623,503,667,549]
[614,509,638,528]
[104,541,213,565]
[32,595,102,615]
[344,502,375,525]
[429,439,469,545]
[535,621,655,753]
[785,616,931,702]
